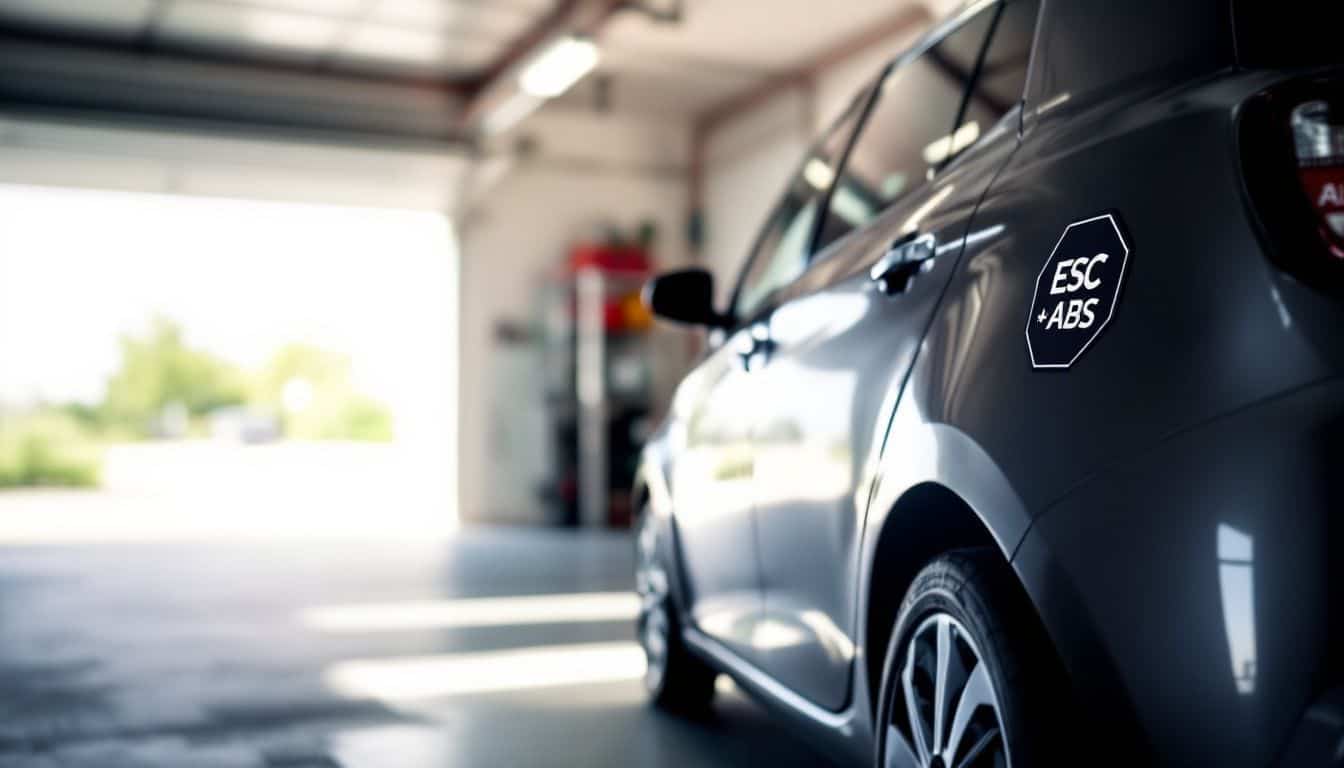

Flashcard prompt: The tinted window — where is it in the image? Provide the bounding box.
[733,100,865,321]
[816,8,996,250]
[959,0,1038,139]
[1029,0,1231,113]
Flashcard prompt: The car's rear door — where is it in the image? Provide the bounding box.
[746,0,1040,710]
[670,99,867,661]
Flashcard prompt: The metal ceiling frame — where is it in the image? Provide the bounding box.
[0,32,471,151]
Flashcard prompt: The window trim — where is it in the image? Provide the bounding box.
[722,0,1041,329]
[805,66,888,261]
[809,0,1044,261]
[811,2,1002,258]
[724,87,873,328]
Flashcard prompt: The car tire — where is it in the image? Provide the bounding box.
[875,548,1069,768]
[635,507,716,713]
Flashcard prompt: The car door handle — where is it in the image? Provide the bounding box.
[870,232,937,295]
[733,323,774,370]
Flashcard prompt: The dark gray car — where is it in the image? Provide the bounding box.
[634,1,1344,765]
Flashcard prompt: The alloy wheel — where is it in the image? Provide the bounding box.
[635,514,670,693]
[886,612,1010,768]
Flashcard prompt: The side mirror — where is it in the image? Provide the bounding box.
[643,268,728,328]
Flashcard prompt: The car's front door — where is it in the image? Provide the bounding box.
[747,0,1040,710]
[672,99,867,661]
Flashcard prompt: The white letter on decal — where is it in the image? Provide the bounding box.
[1046,302,1065,329]
[1050,259,1074,295]
[1063,299,1083,329]
[1084,253,1109,290]
[1079,298,1099,328]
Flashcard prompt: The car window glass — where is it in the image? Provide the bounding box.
[733,102,865,321]
[814,8,996,251]
[958,0,1039,146]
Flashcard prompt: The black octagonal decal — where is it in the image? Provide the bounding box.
[1026,213,1130,369]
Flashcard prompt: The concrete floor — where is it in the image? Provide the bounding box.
[0,528,840,767]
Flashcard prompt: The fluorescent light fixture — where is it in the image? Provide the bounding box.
[301,591,640,633]
[241,10,341,50]
[803,158,835,190]
[373,0,473,25]
[324,642,646,700]
[518,36,599,98]
[344,25,444,63]
[482,90,545,135]
[264,0,365,12]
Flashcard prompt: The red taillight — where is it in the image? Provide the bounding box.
[1291,100,1344,258]
[1239,78,1344,293]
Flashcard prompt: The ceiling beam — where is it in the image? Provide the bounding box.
[459,0,628,130]
[0,35,471,151]
[0,23,474,95]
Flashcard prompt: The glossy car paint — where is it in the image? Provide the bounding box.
[748,111,1020,712]
[636,0,1344,765]
[664,332,767,664]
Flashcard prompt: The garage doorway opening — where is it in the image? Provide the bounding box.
[0,184,459,541]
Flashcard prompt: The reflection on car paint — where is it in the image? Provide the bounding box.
[1217,524,1257,696]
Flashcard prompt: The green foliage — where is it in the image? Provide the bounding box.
[0,411,102,489]
[0,320,396,491]
[339,396,394,442]
[101,317,246,435]
[253,344,394,442]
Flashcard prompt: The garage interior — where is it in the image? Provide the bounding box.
[0,1,955,765]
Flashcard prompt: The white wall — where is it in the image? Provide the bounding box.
[0,115,468,210]
[457,107,693,523]
[457,16,931,524]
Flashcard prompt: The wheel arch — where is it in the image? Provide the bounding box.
[862,481,1004,719]
[857,415,1037,724]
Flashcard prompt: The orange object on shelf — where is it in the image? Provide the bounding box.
[619,291,653,331]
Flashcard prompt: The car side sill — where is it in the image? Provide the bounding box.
[682,626,854,731]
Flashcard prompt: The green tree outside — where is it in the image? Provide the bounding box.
[252,344,393,442]
[101,317,247,435]
[0,318,395,490]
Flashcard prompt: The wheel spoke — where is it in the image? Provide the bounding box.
[885,724,922,768]
[901,650,932,764]
[635,517,668,608]
[945,660,994,763]
[932,615,951,755]
[953,726,1001,768]
[893,612,1008,768]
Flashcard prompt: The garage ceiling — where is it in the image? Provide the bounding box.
[0,0,947,147]
[0,0,550,79]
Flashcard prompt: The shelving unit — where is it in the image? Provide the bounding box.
[538,242,654,528]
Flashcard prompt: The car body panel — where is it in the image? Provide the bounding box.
[749,113,1022,712]
[921,70,1327,519]
[662,335,767,662]
[635,1,1344,765]
[1014,377,1344,766]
